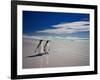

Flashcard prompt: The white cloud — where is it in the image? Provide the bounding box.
[36,21,89,34]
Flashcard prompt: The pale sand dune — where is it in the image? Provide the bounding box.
[22,38,89,69]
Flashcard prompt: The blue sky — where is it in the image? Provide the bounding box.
[23,11,90,39]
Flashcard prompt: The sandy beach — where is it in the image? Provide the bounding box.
[22,37,89,69]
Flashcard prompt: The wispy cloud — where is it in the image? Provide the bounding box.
[36,21,89,34]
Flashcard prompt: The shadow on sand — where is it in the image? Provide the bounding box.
[26,53,49,58]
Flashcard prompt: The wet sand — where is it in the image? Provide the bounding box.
[22,38,89,69]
